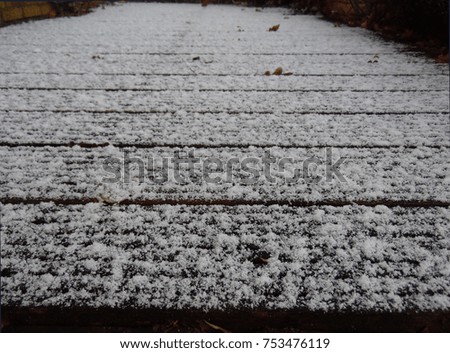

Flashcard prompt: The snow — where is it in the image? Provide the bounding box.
[1,111,448,147]
[2,203,450,311]
[1,89,447,113]
[1,72,447,91]
[0,3,449,311]
[1,146,448,202]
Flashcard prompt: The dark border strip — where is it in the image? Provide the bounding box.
[2,306,449,333]
[1,109,448,115]
[0,141,448,149]
[0,87,446,93]
[1,197,449,208]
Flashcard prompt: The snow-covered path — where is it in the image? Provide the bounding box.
[1,3,449,312]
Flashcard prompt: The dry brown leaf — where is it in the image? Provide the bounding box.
[204,320,231,333]
[264,70,271,76]
[273,67,283,75]
[283,72,293,76]
[98,194,116,204]
[252,251,271,267]
[260,257,269,264]
[368,54,379,64]
[269,24,280,32]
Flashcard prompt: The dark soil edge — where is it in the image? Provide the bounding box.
[1,307,450,333]
[290,1,449,62]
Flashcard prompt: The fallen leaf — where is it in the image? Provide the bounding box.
[97,194,116,204]
[252,251,271,267]
[192,56,200,61]
[252,257,269,267]
[368,54,379,63]
[273,67,283,75]
[204,320,231,333]
[264,70,271,76]
[269,24,280,32]
[283,72,293,76]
